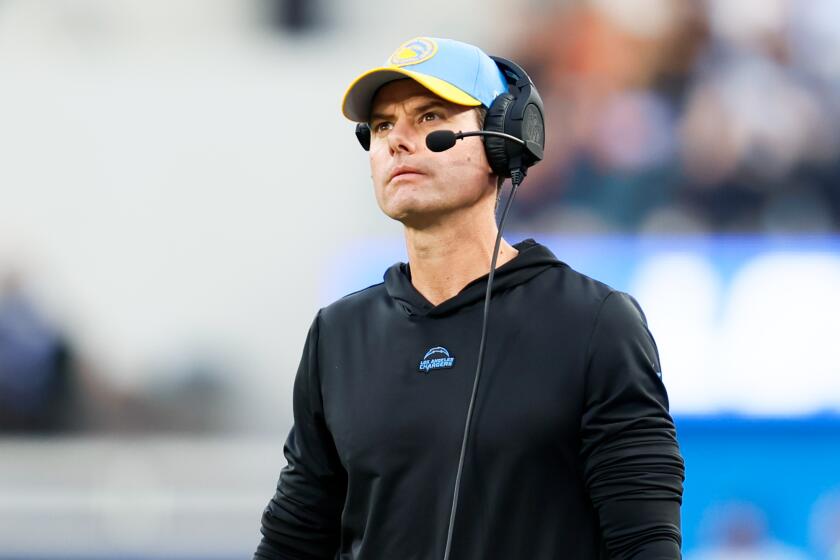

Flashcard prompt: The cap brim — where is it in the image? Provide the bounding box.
[341,67,482,122]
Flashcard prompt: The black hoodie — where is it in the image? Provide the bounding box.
[255,238,685,560]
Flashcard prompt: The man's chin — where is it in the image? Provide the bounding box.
[388,207,450,230]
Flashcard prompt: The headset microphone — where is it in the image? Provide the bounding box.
[424,130,459,152]
[425,129,544,162]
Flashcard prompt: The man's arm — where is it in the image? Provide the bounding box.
[580,291,686,559]
[254,311,347,560]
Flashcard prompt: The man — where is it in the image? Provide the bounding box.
[254,37,685,559]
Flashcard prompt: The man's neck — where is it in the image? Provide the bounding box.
[403,207,519,307]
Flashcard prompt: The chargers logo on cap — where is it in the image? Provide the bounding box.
[389,37,438,67]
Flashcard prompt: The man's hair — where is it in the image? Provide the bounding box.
[473,106,506,211]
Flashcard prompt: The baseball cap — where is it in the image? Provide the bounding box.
[341,36,509,123]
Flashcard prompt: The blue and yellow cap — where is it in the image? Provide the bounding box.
[341,36,509,122]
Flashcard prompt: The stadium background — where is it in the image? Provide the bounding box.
[1,0,839,558]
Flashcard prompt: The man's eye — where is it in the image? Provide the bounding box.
[373,122,392,133]
[421,112,440,123]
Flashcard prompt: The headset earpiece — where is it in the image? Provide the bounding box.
[482,92,517,178]
[356,123,371,151]
[485,56,545,178]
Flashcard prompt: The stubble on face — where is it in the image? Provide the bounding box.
[367,80,495,229]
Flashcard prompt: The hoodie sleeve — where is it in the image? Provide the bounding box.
[254,311,347,560]
[579,291,685,559]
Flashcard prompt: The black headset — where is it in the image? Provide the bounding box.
[354,56,545,179]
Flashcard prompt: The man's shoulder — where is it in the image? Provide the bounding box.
[318,281,390,325]
[543,265,650,334]
[539,260,618,310]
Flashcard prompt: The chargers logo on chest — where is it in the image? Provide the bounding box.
[418,346,456,373]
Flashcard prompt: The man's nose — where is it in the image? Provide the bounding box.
[387,118,420,155]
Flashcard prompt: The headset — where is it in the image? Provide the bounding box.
[353,56,545,560]
[353,56,545,182]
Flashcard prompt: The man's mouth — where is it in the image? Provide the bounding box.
[389,166,425,182]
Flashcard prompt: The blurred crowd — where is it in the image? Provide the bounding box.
[0,267,230,434]
[506,0,840,234]
[0,271,76,432]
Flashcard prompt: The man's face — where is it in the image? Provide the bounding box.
[368,79,495,227]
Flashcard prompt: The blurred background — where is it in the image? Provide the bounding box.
[1,0,839,558]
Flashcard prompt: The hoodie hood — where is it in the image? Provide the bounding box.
[384,238,563,318]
